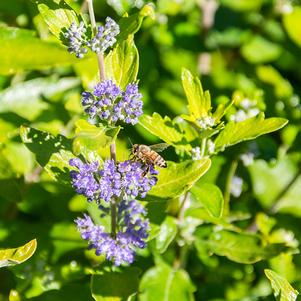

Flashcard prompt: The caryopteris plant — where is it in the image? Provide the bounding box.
[18,0,298,300]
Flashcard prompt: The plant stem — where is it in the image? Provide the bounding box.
[86,0,106,81]
[223,159,238,215]
[87,0,116,237]
[200,138,207,157]
[110,142,117,238]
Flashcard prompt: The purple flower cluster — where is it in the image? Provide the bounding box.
[65,17,119,58]
[69,158,158,203]
[82,80,143,125]
[88,17,120,53]
[75,199,149,265]
[64,22,88,58]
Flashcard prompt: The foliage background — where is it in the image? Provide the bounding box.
[0,0,301,300]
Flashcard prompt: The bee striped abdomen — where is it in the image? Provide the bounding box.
[153,153,167,167]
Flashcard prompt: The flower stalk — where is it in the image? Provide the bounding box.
[87,0,106,81]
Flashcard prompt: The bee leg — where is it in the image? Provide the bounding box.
[142,164,150,177]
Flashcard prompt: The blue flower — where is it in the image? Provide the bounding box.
[64,22,88,58]
[81,80,143,125]
[75,199,149,266]
[69,158,158,203]
[88,17,120,53]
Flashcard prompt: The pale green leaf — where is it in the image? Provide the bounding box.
[149,159,211,198]
[249,156,301,216]
[36,0,80,40]
[105,35,139,90]
[214,115,288,152]
[0,77,79,120]
[241,35,282,64]
[156,216,178,253]
[139,262,195,301]
[0,27,76,75]
[91,268,139,301]
[220,0,263,11]
[73,119,120,161]
[265,269,299,301]
[197,230,290,264]
[0,239,37,268]
[181,68,211,120]
[191,183,224,218]
[283,7,301,47]
[139,113,191,152]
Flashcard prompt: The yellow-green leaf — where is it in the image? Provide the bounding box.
[265,269,299,301]
[214,115,288,152]
[0,239,37,268]
[105,35,139,90]
[181,68,211,120]
[283,7,301,47]
[149,159,211,198]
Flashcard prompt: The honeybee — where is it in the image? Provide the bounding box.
[131,143,169,171]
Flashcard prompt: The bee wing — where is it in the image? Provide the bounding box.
[149,143,170,152]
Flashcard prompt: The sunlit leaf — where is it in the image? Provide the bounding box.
[139,113,191,152]
[73,119,120,161]
[140,261,195,301]
[35,0,80,40]
[283,7,301,47]
[91,268,139,301]
[149,159,211,198]
[220,0,263,11]
[214,115,288,152]
[105,35,139,90]
[241,35,282,64]
[0,27,76,75]
[0,239,37,268]
[181,68,211,120]
[265,269,299,301]
[191,183,224,218]
[0,77,80,120]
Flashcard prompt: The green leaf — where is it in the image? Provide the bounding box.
[0,27,76,75]
[156,216,178,253]
[73,119,120,161]
[241,35,282,64]
[191,183,224,218]
[283,7,301,47]
[149,159,211,199]
[105,35,139,90]
[248,156,301,215]
[0,239,37,268]
[220,0,263,11]
[35,0,80,40]
[139,113,191,152]
[91,268,139,301]
[0,77,80,120]
[214,115,288,152]
[197,230,290,264]
[139,261,195,301]
[117,4,155,43]
[181,68,211,120]
[256,65,293,98]
[265,269,299,301]
[20,125,74,183]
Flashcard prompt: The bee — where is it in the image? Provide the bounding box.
[131,143,169,172]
